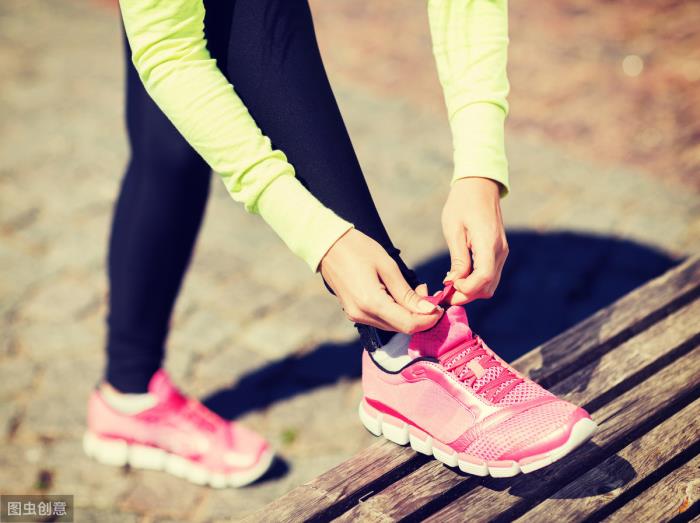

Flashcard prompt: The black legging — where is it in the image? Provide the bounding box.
[106,0,419,393]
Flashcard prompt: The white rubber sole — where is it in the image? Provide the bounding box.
[358,399,597,478]
[83,431,274,488]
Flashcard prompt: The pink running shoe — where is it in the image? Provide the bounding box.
[359,285,597,477]
[84,370,273,488]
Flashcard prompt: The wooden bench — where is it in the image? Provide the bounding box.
[244,256,700,522]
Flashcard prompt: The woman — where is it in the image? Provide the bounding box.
[83,0,595,488]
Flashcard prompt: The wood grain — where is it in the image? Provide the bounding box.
[548,298,700,410]
[239,442,423,522]
[332,463,463,523]
[516,399,700,522]
[326,299,700,521]
[513,256,700,389]
[604,454,700,523]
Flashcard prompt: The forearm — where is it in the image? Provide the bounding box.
[119,0,352,270]
[428,0,510,194]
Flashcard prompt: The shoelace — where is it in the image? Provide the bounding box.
[440,334,523,404]
[426,282,523,403]
[178,399,223,433]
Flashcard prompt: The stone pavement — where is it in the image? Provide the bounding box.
[0,1,698,522]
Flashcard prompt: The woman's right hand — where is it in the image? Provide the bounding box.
[320,229,442,334]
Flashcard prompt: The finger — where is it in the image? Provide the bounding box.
[443,222,472,283]
[371,297,442,334]
[453,239,498,302]
[358,314,402,333]
[379,263,437,314]
[343,305,398,333]
[415,283,428,298]
[364,286,442,334]
[349,282,439,333]
[362,311,421,334]
[447,289,470,306]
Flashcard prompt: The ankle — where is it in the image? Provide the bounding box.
[372,333,413,371]
[99,381,157,414]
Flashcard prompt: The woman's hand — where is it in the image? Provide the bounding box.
[320,229,442,334]
[441,177,508,305]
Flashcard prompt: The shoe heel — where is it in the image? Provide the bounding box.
[358,398,410,445]
[358,398,382,436]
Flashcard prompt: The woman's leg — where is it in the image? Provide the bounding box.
[222,0,419,348]
[105,33,214,393]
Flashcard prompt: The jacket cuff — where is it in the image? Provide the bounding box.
[449,102,509,196]
[255,174,354,271]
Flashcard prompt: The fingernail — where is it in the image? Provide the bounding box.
[443,271,454,283]
[418,300,437,313]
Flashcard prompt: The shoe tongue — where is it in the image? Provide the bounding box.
[409,305,472,358]
[148,369,184,403]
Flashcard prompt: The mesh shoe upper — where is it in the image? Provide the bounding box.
[363,285,592,463]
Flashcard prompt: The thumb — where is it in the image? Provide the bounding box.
[444,223,472,282]
[379,264,437,314]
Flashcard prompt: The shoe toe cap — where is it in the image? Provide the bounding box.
[225,423,271,469]
[498,403,594,462]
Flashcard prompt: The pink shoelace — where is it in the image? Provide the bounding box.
[178,400,224,433]
[162,387,224,434]
[439,338,523,404]
[427,282,523,404]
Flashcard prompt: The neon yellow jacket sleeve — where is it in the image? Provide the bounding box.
[119,0,509,273]
[428,0,511,194]
[118,0,353,271]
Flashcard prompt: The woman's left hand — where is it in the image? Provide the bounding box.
[441,177,509,305]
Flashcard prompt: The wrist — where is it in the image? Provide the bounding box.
[451,177,502,199]
[319,227,355,272]
[256,175,354,272]
[449,103,509,195]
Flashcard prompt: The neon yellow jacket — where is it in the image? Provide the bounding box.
[118,0,510,271]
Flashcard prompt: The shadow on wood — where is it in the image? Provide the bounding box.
[496,441,637,499]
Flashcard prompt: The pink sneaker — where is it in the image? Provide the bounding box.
[359,285,597,477]
[84,370,273,488]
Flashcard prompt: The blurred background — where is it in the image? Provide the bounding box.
[1,0,698,521]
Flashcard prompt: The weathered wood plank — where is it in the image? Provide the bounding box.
[329,298,700,522]
[516,255,699,389]
[240,442,424,523]
[548,298,700,412]
[421,346,700,523]
[241,484,333,523]
[246,256,700,522]
[516,399,700,522]
[332,462,462,523]
[604,454,700,523]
